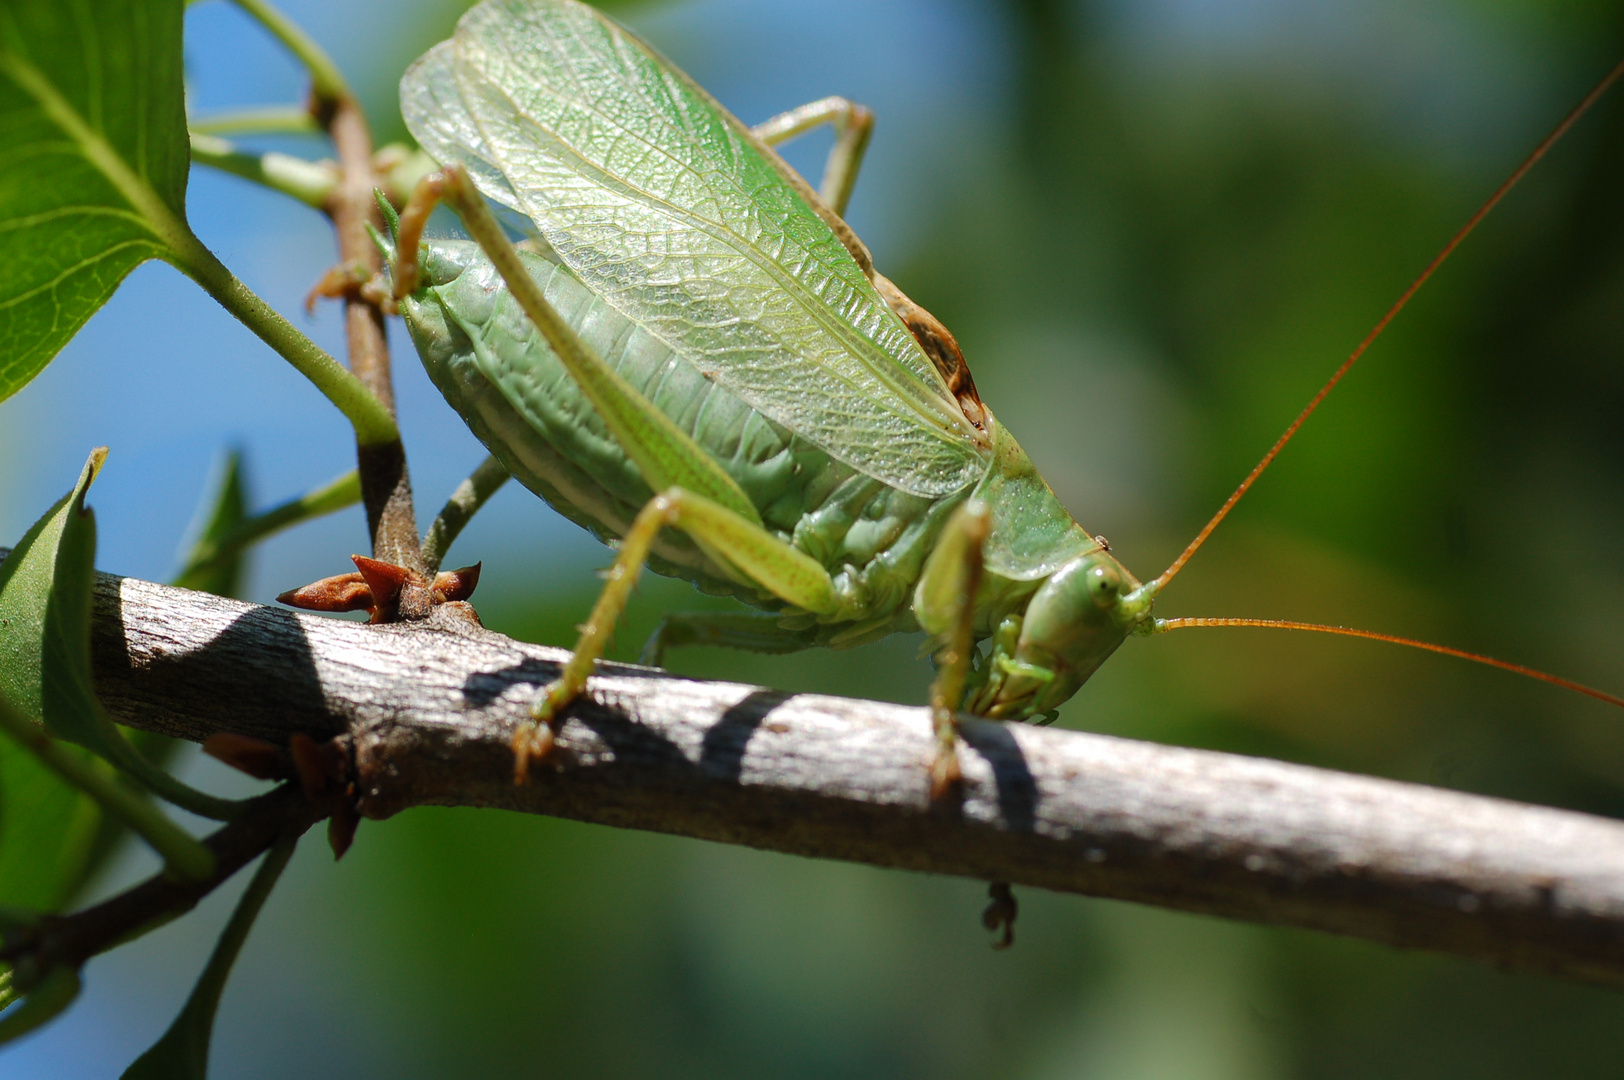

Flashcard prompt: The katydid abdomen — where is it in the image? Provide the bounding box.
[398,226,1152,710]
[405,238,978,638]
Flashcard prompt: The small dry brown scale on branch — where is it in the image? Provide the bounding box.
[202,732,361,859]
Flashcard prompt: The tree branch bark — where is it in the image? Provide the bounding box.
[319,89,427,591]
[82,566,1624,989]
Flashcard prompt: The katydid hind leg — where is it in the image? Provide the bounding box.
[751,96,874,217]
[517,488,839,782]
[748,94,986,431]
[394,168,760,524]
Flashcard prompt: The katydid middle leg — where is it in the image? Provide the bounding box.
[516,486,840,782]
[640,611,821,667]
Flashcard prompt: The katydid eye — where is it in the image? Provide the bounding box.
[1086,564,1121,607]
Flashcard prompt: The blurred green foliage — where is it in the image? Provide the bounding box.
[10,0,1624,1075]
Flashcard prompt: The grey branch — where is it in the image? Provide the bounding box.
[85,568,1624,988]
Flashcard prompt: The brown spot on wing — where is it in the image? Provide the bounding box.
[872,272,987,432]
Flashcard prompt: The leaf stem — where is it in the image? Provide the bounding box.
[167,235,398,445]
[421,456,509,573]
[189,133,337,208]
[227,0,351,106]
[175,470,361,590]
[94,733,246,822]
[0,695,214,883]
[188,105,320,136]
[120,832,297,1078]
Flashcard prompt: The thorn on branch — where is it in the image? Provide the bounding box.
[290,734,360,859]
[203,733,289,781]
[276,555,481,624]
[203,731,362,861]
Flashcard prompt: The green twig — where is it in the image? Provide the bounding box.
[227,0,350,106]
[175,471,362,590]
[188,105,320,136]
[189,133,336,208]
[93,732,245,822]
[421,456,510,573]
[167,234,398,445]
[0,696,214,883]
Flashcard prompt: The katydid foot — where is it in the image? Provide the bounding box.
[928,715,964,802]
[512,679,580,783]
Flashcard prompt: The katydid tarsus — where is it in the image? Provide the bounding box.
[365,0,1624,936]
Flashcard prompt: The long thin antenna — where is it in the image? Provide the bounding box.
[1156,617,1624,709]
[1148,57,1624,596]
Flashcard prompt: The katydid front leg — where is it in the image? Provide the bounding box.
[519,487,839,782]
[917,500,1017,946]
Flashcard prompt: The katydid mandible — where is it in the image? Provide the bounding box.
[385,0,1624,816]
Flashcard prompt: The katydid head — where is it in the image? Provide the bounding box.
[973,550,1155,719]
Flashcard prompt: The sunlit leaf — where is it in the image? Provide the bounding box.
[0,450,124,911]
[0,449,223,879]
[0,0,190,401]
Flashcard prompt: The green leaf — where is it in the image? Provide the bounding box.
[0,449,227,875]
[6,453,256,908]
[0,694,214,882]
[0,453,172,913]
[173,451,250,599]
[0,736,107,911]
[0,448,242,820]
[0,0,398,444]
[172,463,361,595]
[0,0,193,402]
[0,964,80,1045]
[121,833,297,1079]
[0,448,111,754]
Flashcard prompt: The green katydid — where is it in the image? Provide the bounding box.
[377,0,1624,835]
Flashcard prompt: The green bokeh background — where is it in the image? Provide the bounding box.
[7,0,1624,1075]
